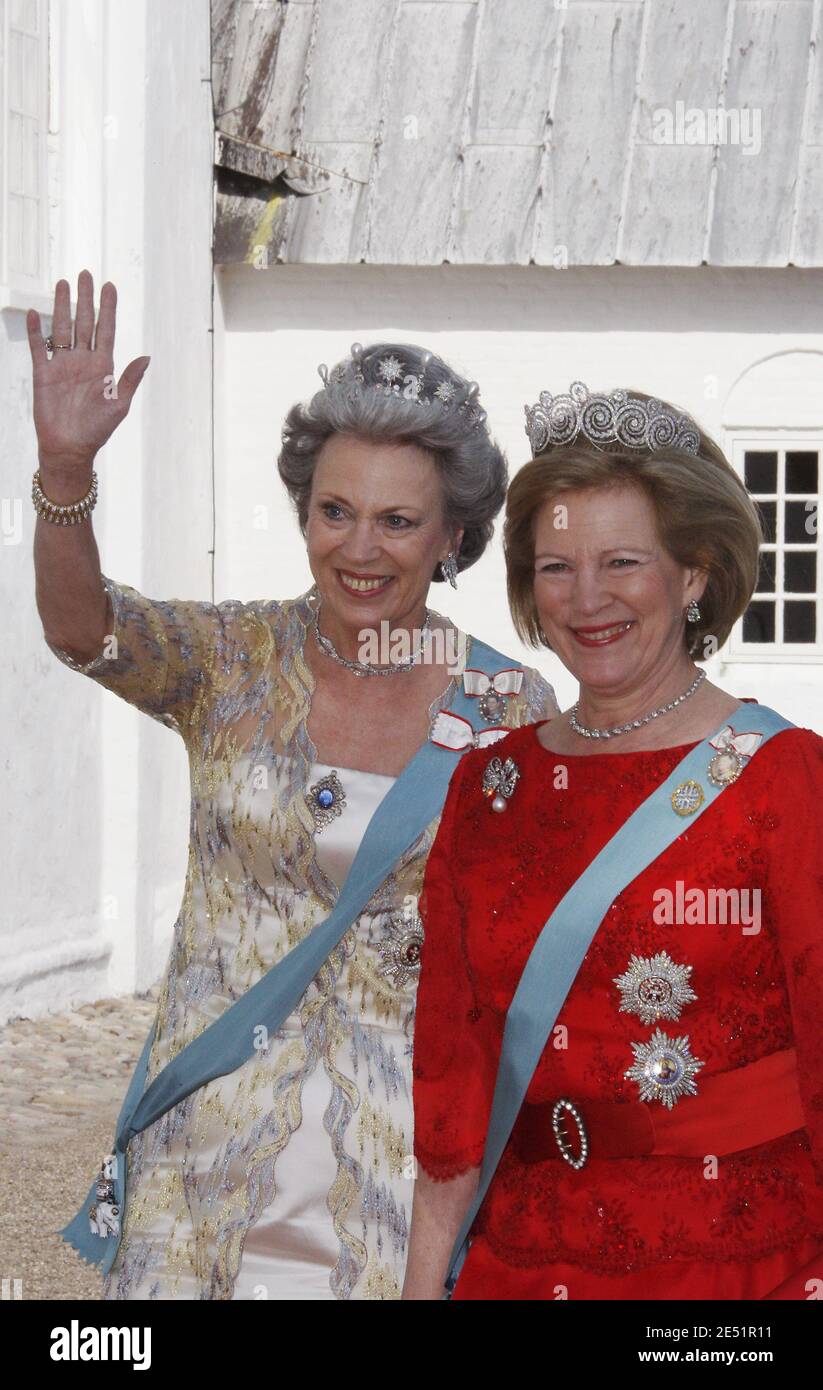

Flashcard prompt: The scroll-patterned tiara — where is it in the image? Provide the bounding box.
[524,382,701,458]
[317,343,488,430]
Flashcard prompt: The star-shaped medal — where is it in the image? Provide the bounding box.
[624,1028,704,1109]
[613,951,697,1025]
[377,911,425,990]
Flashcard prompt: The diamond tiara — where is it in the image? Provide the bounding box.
[317,343,488,430]
[524,382,701,458]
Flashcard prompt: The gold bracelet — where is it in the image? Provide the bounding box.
[32,468,98,524]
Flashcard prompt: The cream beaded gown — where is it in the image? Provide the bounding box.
[46,574,557,1298]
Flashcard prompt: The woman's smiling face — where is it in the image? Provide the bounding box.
[305,433,462,631]
[532,481,706,695]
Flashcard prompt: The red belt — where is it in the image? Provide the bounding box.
[510,1048,805,1166]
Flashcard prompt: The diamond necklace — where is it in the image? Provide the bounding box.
[312,599,433,677]
[569,669,706,739]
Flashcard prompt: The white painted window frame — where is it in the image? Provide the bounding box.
[725,431,822,664]
[0,0,55,313]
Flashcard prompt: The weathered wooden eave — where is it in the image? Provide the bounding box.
[211,0,823,269]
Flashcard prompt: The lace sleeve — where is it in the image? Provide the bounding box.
[42,573,253,739]
[514,662,560,726]
[412,754,503,1181]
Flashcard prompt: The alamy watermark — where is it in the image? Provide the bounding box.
[652,880,761,935]
[653,102,762,156]
[357,622,467,674]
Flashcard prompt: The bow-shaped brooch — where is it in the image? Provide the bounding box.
[462,667,524,724]
[482,756,521,813]
[428,711,522,813]
[429,710,510,752]
[706,725,764,787]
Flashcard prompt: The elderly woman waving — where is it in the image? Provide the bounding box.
[406,382,823,1301]
[28,271,558,1300]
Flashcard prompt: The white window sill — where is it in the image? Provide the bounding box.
[0,284,59,316]
[720,652,823,665]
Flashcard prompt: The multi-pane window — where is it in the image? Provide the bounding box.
[731,441,822,656]
[0,0,49,295]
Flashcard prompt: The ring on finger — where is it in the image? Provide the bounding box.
[44,337,73,352]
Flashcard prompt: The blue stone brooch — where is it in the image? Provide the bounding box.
[307,770,347,830]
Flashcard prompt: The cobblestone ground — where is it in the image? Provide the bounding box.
[0,985,160,1301]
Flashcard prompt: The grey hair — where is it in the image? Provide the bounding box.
[277,342,508,580]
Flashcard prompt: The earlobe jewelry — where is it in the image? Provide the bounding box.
[686,600,701,623]
[441,551,458,588]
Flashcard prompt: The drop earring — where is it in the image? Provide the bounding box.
[441,551,458,589]
[686,600,701,624]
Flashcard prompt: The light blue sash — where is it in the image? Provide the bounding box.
[58,636,522,1273]
[443,702,794,1295]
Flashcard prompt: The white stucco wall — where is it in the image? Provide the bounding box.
[215,262,823,727]
[1,0,213,1024]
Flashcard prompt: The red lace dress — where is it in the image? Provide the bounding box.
[412,716,823,1300]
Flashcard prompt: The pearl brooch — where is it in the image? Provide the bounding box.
[482,755,521,812]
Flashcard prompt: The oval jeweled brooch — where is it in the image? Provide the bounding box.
[613,950,697,1025]
[461,667,523,725]
[478,688,509,723]
[706,724,763,788]
[307,770,347,830]
[671,779,705,816]
[707,746,744,787]
[624,1027,704,1108]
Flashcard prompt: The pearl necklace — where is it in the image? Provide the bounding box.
[312,600,433,677]
[569,669,706,739]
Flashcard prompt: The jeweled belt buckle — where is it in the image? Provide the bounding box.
[551,1097,589,1170]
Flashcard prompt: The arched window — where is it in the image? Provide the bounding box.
[723,352,823,661]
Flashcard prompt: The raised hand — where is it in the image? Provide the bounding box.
[26,268,150,471]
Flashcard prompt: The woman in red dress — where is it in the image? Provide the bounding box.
[402,385,823,1300]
